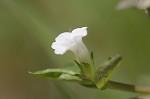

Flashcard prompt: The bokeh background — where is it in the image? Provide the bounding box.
[0,0,150,99]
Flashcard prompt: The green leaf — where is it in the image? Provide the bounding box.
[74,60,87,76]
[29,68,82,82]
[95,55,122,89]
[74,60,95,81]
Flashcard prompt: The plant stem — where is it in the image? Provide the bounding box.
[103,80,150,94]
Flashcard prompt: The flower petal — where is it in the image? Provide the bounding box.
[71,27,87,37]
[51,27,89,61]
[55,32,71,43]
[54,47,67,55]
[51,42,68,55]
[137,0,150,9]
[51,42,59,49]
[116,0,150,10]
[116,0,135,10]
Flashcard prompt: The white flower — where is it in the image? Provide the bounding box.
[116,0,150,11]
[51,27,90,63]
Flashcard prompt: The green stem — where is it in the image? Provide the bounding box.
[82,80,150,94]
[103,80,150,94]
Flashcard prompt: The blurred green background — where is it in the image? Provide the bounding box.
[0,0,150,99]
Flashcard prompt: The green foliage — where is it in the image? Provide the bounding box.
[95,55,122,89]
[30,68,82,82]
[74,60,95,81]
[30,55,122,90]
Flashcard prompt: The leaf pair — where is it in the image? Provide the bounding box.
[30,55,122,90]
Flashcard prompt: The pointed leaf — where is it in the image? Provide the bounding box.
[29,68,82,82]
[95,55,122,89]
